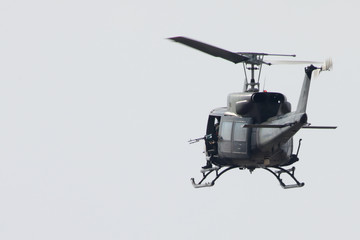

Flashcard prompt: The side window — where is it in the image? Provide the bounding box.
[233,122,247,141]
[233,122,249,154]
[220,121,232,141]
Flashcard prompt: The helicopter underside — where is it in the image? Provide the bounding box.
[190,144,304,189]
[211,147,293,168]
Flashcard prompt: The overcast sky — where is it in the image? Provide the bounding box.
[0,0,359,239]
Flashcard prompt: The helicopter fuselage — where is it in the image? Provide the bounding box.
[206,92,307,168]
[202,66,316,170]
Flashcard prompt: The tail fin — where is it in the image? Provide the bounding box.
[296,65,317,113]
[296,60,332,113]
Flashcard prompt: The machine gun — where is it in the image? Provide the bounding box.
[188,134,217,144]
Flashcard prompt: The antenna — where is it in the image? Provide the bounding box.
[262,76,267,92]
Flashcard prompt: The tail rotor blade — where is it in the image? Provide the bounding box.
[313,58,333,79]
[312,69,321,78]
[321,58,333,71]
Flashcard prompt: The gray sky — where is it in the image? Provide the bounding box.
[0,0,358,239]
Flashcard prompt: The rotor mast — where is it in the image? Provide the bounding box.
[241,54,265,92]
[240,53,295,92]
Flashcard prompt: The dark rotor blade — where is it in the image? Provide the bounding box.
[168,36,249,64]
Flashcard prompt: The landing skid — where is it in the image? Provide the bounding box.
[191,166,238,188]
[191,165,304,189]
[264,166,305,189]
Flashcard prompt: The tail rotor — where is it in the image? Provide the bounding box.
[312,58,333,78]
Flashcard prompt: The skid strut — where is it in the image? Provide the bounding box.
[264,166,305,189]
[191,166,238,188]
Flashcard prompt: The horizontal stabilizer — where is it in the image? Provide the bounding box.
[302,125,337,129]
[244,123,337,129]
[243,123,294,128]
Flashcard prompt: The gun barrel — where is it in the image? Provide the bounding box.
[188,136,205,144]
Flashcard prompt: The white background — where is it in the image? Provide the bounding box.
[0,0,358,239]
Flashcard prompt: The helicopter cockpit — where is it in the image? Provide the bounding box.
[204,112,253,166]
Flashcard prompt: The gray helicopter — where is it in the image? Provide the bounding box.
[169,36,336,189]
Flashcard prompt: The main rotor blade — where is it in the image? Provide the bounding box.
[168,36,249,64]
[270,60,322,65]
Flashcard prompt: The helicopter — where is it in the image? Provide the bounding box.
[169,36,337,189]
